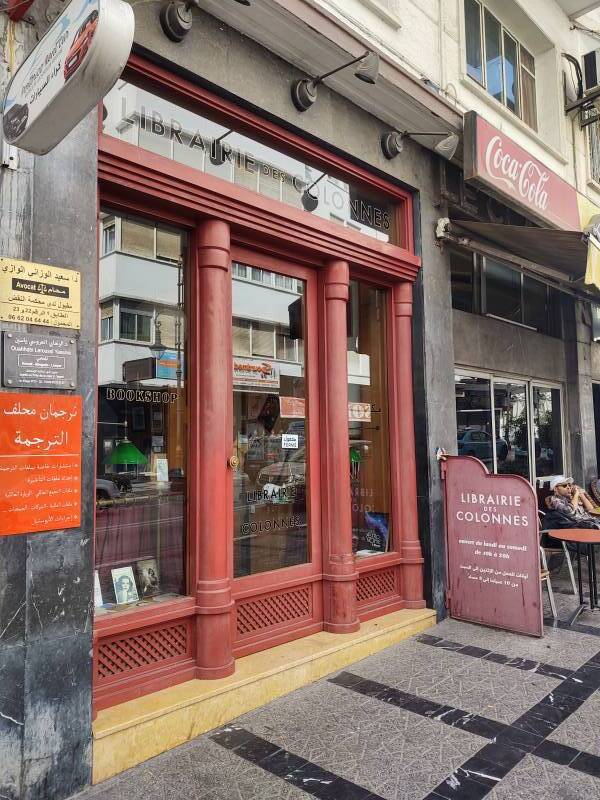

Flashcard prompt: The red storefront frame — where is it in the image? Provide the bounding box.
[92,53,425,713]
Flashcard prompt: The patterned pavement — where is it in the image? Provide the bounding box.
[75,562,600,799]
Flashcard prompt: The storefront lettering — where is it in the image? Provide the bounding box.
[349,199,390,231]
[120,99,391,231]
[240,514,303,535]
[105,387,177,403]
[246,486,300,503]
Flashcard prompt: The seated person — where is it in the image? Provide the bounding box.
[544,475,600,530]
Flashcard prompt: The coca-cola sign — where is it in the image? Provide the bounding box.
[464,112,579,230]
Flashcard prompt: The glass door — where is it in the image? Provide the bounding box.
[231,258,317,581]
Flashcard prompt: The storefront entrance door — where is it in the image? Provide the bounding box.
[230,251,322,655]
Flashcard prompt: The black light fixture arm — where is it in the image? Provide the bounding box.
[310,52,369,88]
[305,172,327,193]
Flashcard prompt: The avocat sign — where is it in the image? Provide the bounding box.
[2,0,134,155]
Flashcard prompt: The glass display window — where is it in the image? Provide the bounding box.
[95,210,188,613]
[102,81,398,244]
[231,262,309,577]
[347,280,392,557]
[455,370,564,483]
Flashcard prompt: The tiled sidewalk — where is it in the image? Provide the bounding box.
[76,565,600,800]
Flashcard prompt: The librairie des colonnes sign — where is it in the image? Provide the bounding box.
[2,0,134,155]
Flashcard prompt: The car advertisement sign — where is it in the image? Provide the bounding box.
[2,0,134,155]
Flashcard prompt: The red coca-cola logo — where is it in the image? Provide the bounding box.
[484,135,549,213]
[466,112,580,230]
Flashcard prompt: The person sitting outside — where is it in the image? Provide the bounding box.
[544,475,600,530]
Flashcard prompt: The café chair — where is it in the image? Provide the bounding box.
[538,511,578,595]
[539,542,557,620]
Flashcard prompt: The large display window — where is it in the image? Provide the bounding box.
[348,280,392,556]
[94,211,187,614]
[232,263,309,577]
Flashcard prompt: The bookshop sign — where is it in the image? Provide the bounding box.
[442,455,542,637]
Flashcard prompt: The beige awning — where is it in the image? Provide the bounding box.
[453,220,588,279]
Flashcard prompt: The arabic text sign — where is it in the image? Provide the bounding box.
[0,393,82,535]
[0,258,80,329]
[2,0,134,155]
[3,332,77,389]
[443,455,542,637]
[464,111,579,230]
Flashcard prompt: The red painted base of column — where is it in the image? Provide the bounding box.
[195,578,236,678]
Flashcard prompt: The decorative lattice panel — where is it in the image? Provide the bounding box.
[236,586,312,636]
[356,568,397,604]
[97,623,188,679]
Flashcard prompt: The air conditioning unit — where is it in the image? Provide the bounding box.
[583,48,600,92]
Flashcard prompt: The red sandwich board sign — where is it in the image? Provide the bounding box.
[441,455,543,637]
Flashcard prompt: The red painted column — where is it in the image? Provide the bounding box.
[393,282,425,608]
[322,259,359,633]
[191,219,235,678]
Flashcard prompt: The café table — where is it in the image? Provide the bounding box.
[548,529,600,625]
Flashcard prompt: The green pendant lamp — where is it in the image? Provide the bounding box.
[104,438,147,466]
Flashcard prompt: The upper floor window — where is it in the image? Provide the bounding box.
[450,247,562,337]
[464,0,537,130]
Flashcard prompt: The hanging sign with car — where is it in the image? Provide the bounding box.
[2,0,134,155]
[441,454,542,637]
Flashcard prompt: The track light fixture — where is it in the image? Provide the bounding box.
[381,130,459,161]
[160,0,250,43]
[209,130,233,166]
[301,173,327,212]
[291,51,379,113]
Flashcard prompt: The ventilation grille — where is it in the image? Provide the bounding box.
[356,568,397,604]
[236,586,312,636]
[97,623,188,679]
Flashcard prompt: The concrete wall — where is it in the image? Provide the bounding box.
[0,5,97,799]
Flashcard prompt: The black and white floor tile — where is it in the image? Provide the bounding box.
[75,563,600,800]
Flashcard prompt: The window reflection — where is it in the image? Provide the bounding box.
[95,211,187,614]
[494,382,529,479]
[533,387,563,477]
[348,281,391,556]
[455,375,494,470]
[232,264,309,577]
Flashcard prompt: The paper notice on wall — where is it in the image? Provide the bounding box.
[279,396,305,418]
[156,458,169,483]
[281,434,299,449]
[348,402,371,422]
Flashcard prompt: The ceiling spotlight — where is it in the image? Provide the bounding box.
[160,0,250,42]
[291,50,380,112]
[301,172,327,212]
[381,130,459,161]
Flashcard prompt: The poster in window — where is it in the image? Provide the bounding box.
[356,512,389,554]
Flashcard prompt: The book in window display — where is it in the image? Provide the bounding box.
[111,565,139,604]
[137,558,160,597]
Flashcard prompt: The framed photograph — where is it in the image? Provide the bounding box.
[111,566,139,604]
[136,559,160,598]
[131,406,145,432]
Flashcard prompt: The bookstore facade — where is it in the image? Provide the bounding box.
[92,53,425,711]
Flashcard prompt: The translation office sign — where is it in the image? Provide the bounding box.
[0,257,80,328]
[442,455,542,637]
[0,393,82,535]
[2,0,134,155]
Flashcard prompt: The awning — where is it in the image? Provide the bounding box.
[448,219,600,291]
[453,220,586,278]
